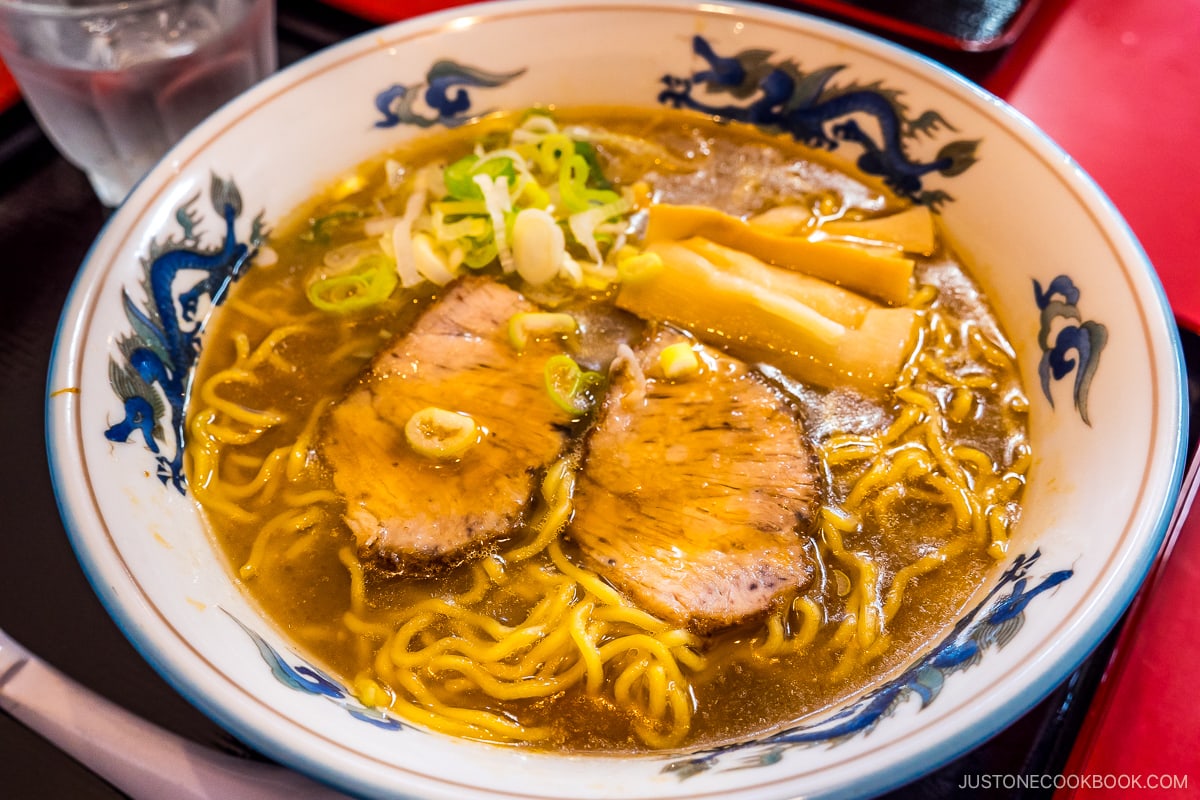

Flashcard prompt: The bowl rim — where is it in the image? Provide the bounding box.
[45,0,1191,797]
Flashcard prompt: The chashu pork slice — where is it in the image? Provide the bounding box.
[320,278,574,573]
[570,328,820,632]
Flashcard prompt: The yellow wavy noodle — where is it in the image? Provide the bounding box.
[187,258,1028,750]
[225,286,318,325]
[358,469,706,747]
[752,590,826,661]
[282,530,319,562]
[239,506,325,579]
[816,306,1030,677]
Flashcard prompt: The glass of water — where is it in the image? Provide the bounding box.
[0,0,276,206]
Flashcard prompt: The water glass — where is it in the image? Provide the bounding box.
[0,0,276,206]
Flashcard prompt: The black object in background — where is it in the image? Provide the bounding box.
[789,0,1045,51]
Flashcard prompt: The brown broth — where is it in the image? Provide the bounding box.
[188,107,1028,752]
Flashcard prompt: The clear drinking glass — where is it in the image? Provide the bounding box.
[0,0,276,206]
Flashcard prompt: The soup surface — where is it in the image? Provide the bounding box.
[187,107,1030,752]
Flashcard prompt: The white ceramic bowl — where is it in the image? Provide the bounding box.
[47,1,1189,798]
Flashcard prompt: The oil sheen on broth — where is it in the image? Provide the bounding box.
[186,107,1030,752]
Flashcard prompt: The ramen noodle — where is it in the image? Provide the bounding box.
[187,107,1029,752]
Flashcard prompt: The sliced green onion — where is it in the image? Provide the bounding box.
[306,253,398,313]
[411,232,456,285]
[544,354,602,416]
[559,154,621,214]
[473,173,514,272]
[360,123,635,291]
[573,141,613,190]
[444,155,482,199]
[509,312,579,351]
[444,154,516,201]
[516,179,551,209]
[404,407,478,459]
[517,108,558,132]
[390,170,431,288]
[578,258,618,290]
[536,133,574,176]
[569,195,632,264]
[304,208,364,243]
[559,154,591,213]
[323,239,382,271]
[432,199,489,218]
[461,237,499,269]
[431,211,489,243]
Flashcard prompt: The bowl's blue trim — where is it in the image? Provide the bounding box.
[42,1,1192,799]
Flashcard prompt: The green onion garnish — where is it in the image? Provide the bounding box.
[306,252,398,313]
[508,312,579,352]
[543,354,603,416]
[404,407,479,459]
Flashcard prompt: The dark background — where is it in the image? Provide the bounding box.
[1,2,1197,798]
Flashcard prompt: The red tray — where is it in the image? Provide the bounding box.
[320,0,476,23]
[0,61,19,112]
[1002,0,1200,331]
[1000,0,1200,790]
[1054,454,1200,797]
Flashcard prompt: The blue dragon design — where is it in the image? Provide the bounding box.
[375,60,525,129]
[225,611,405,731]
[658,35,979,207]
[663,550,1072,779]
[1034,275,1108,426]
[104,175,264,492]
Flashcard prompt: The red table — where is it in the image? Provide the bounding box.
[0,61,17,111]
[997,0,1200,791]
[1001,0,1200,332]
[0,0,1194,795]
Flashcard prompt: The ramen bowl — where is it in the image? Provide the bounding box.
[47,1,1188,798]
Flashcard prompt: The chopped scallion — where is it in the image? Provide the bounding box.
[559,153,621,214]
[404,407,479,459]
[304,208,365,243]
[306,252,398,313]
[543,354,603,416]
[508,312,579,351]
[536,132,574,176]
[444,154,517,201]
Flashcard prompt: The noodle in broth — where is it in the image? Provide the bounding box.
[186,107,1028,751]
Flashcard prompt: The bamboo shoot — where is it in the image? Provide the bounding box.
[617,241,920,392]
[680,238,876,327]
[645,204,914,305]
[816,205,937,256]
